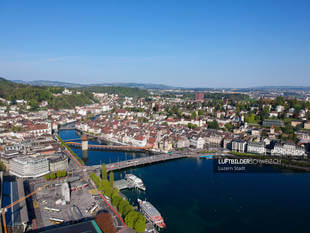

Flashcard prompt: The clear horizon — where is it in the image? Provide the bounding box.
[0,0,309,88]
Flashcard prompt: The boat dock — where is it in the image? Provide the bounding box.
[114,179,135,190]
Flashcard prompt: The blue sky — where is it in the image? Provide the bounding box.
[0,0,309,88]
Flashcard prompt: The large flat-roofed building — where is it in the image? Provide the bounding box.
[9,156,49,178]
[0,150,19,169]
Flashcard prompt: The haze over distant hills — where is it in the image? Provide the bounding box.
[11,79,310,91]
[12,80,176,90]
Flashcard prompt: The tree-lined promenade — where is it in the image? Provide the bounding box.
[90,164,146,233]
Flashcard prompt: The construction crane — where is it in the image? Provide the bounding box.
[1,183,48,233]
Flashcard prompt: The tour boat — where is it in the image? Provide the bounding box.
[138,199,166,229]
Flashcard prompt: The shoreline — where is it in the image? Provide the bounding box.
[59,129,310,172]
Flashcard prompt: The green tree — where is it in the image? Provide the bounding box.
[134,214,146,233]
[90,172,101,187]
[118,199,130,216]
[109,171,114,187]
[101,164,107,180]
[198,109,204,116]
[224,123,233,131]
[190,111,197,119]
[275,96,284,106]
[125,211,139,228]
[111,193,122,207]
[122,204,134,217]
[208,120,219,129]
[245,113,256,124]
[188,123,198,129]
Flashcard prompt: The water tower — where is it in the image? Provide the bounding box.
[81,134,88,151]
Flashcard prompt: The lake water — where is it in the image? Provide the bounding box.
[59,130,310,233]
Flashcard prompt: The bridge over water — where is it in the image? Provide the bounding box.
[66,141,152,152]
[58,122,76,130]
[87,153,189,172]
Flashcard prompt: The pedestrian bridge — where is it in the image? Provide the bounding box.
[65,141,152,151]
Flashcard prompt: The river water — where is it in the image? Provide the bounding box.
[59,130,310,233]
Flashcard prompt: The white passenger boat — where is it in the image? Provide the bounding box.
[125,174,146,191]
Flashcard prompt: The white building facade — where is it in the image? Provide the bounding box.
[247,142,266,155]
[271,143,305,157]
[10,156,49,178]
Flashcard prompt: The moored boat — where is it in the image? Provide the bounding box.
[138,199,166,229]
[125,174,146,191]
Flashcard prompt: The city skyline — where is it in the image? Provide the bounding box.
[0,0,309,88]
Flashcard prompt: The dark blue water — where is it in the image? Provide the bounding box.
[59,130,310,233]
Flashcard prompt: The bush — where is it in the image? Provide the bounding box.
[56,170,67,178]
[50,172,56,179]
[45,173,50,180]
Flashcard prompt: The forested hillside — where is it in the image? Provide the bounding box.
[81,86,149,97]
[0,77,96,109]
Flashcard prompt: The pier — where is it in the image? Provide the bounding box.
[87,153,188,171]
[114,179,135,190]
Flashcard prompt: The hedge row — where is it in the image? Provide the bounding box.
[45,170,67,180]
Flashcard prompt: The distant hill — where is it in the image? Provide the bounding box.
[90,82,177,90]
[0,77,96,110]
[13,79,85,88]
[246,86,310,91]
[9,78,310,92]
[12,79,176,90]
[11,79,149,97]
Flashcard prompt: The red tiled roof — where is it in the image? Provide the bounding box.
[135,135,145,141]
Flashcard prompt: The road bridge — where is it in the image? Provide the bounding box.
[87,153,189,172]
